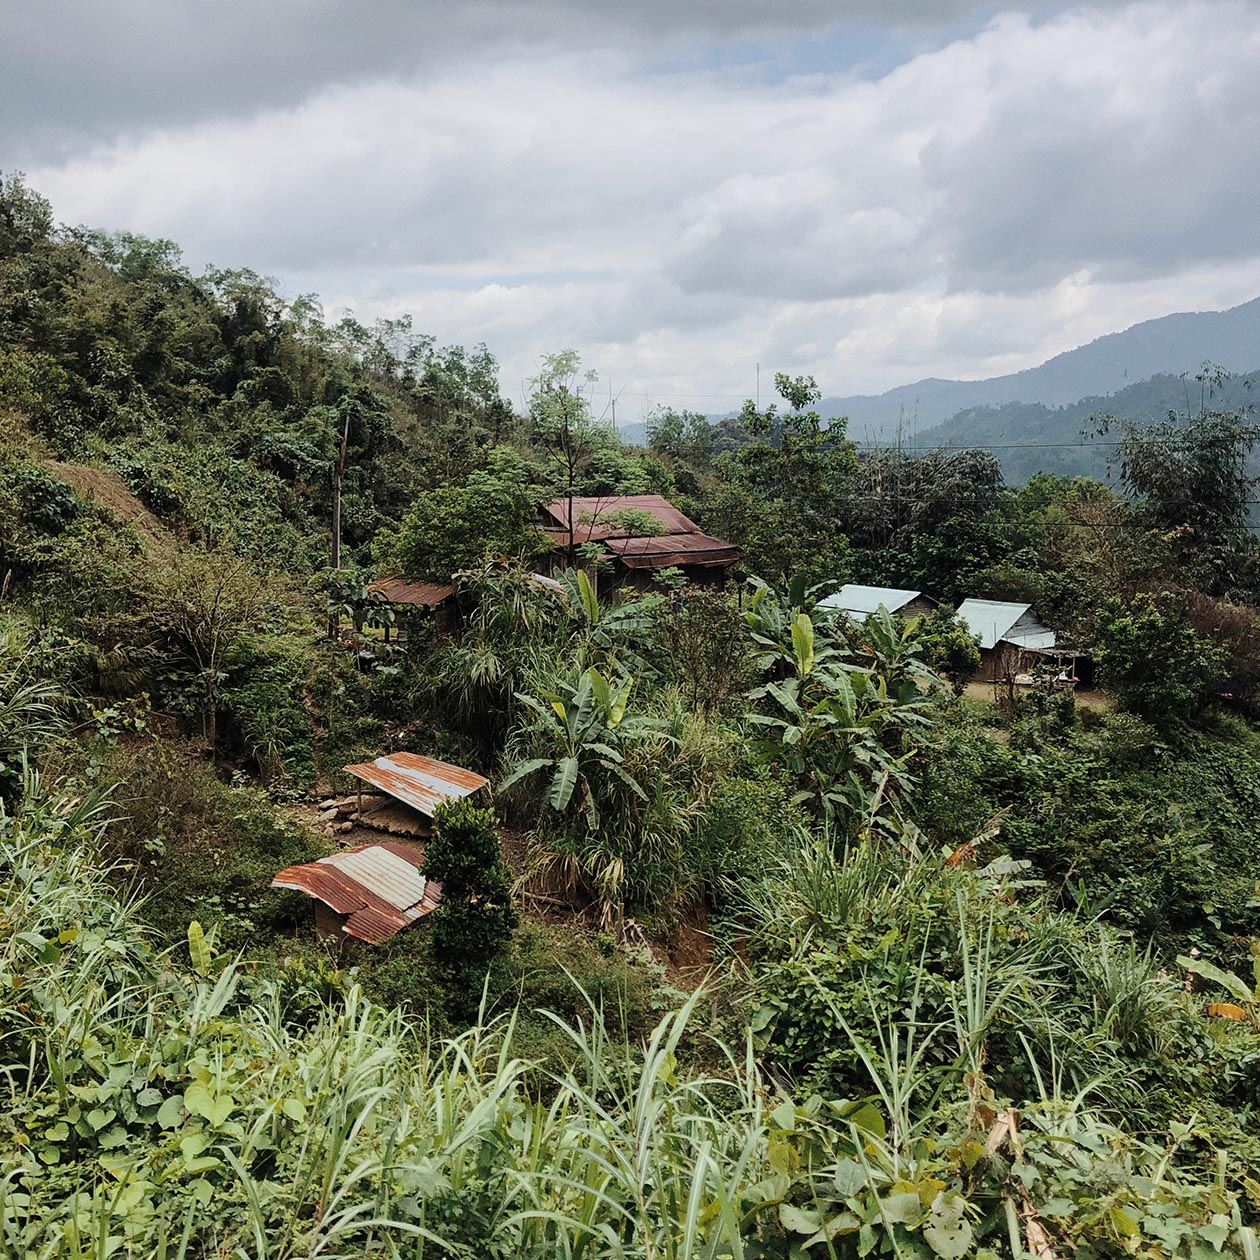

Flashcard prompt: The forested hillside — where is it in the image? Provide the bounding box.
[4,174,1260,1257]
[908,368,1260,485]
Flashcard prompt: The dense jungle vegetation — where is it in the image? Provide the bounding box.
[3,172,1260,1257]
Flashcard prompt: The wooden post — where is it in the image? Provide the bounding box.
[357,783,363,821]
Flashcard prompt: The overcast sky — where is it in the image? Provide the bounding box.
[5,0,1260,419]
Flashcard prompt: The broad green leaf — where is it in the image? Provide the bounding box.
[577,568,599,625]
[588,666,611,714]
[923,1190,973,1259]
[608,674,634,727]
[497,758,552,792]
[187,921,210,977]
[281,1097,307,1122]
[880,1192,924,1226]
[833,1158,868,1198]
[156,1095,184,1129]
[1177,955,1255,1003]
[770,1101,796,1131]
[184,1082,233,1126]
[790,613,815,677]
[779,1204,822,1235]
[548,757,580,811]
[1110,1206,1140,1238]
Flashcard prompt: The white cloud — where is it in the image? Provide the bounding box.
[18,0,1260,420]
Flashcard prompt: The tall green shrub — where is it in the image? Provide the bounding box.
[425,799,518,1006]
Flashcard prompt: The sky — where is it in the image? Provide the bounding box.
[5,0,1260,421]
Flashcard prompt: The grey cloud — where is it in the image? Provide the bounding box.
[920,6,1260,292]
[2,0,1129,162]
[668,173,929,301]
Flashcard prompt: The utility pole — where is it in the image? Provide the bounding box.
[756,362,760,411]
[329,404,351,639]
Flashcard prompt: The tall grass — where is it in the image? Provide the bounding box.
[1,776,1254,1258]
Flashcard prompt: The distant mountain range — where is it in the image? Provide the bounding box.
[911,369,1259,485]
[820,296,1260,441]
[618,296,1260,480]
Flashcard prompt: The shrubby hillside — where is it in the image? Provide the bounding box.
[3,173,1260,1256]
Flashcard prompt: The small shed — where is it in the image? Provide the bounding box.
[343,752,489,823]
[366,577,457,637]
[271,841,441,943]
[818,584,938,623]
[955,598,1057,681]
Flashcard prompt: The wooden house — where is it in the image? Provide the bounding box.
[538,494,740,591]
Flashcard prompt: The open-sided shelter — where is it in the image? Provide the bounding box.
[366,576,457,637]
[343,751,489,824]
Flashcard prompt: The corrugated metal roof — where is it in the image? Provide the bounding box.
[606,532,741,569]
[368,577,455,607]
[529,572,566,595]
[343,752,488,818]
[541,494,699,538]
[271,841,443,943]
[1004,628,1058,652]
[955,599,1057,652]
[818,584,925,622]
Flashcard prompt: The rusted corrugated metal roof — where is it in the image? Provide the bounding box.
[343,752,488,818]
[368,576,455,606]
[541,494,699,538]
[606,532,741,569]
[271,841,443,943]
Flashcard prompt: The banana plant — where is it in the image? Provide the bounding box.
[861,606,938,702]
[500,665,659,830]
[1178,942,1260,1028]
[744,583,846,677]
[559,568,658,672]
[747,603,938,823]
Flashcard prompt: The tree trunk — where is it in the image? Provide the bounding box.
[204,679,217,751]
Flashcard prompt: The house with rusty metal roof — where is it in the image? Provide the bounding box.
[538,494,740,588]
[271,841,441,943]
[366,575,458,639]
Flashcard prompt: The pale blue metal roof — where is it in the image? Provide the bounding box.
[956,598,1056,652]
[818,583,924,623]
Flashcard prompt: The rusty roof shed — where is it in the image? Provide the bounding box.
[367,576,456,607]
[343,751,489,819]
[271,841,442,943]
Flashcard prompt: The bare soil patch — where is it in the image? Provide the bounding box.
[45,461,173,551]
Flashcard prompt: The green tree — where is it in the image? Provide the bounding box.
[424,799,518,1003]
[527,351,617,564]
[1109,381,1260,594]
[143,547,274,749]
[706,373,857,586]
[1095,591,1227,723]
[916,605,982,693]
[377,458,541,578]
[646,406,714,471]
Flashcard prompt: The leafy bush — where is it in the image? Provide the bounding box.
[425,799,519,1009]
[1096,591,1227,723]
[220,631,317,791]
